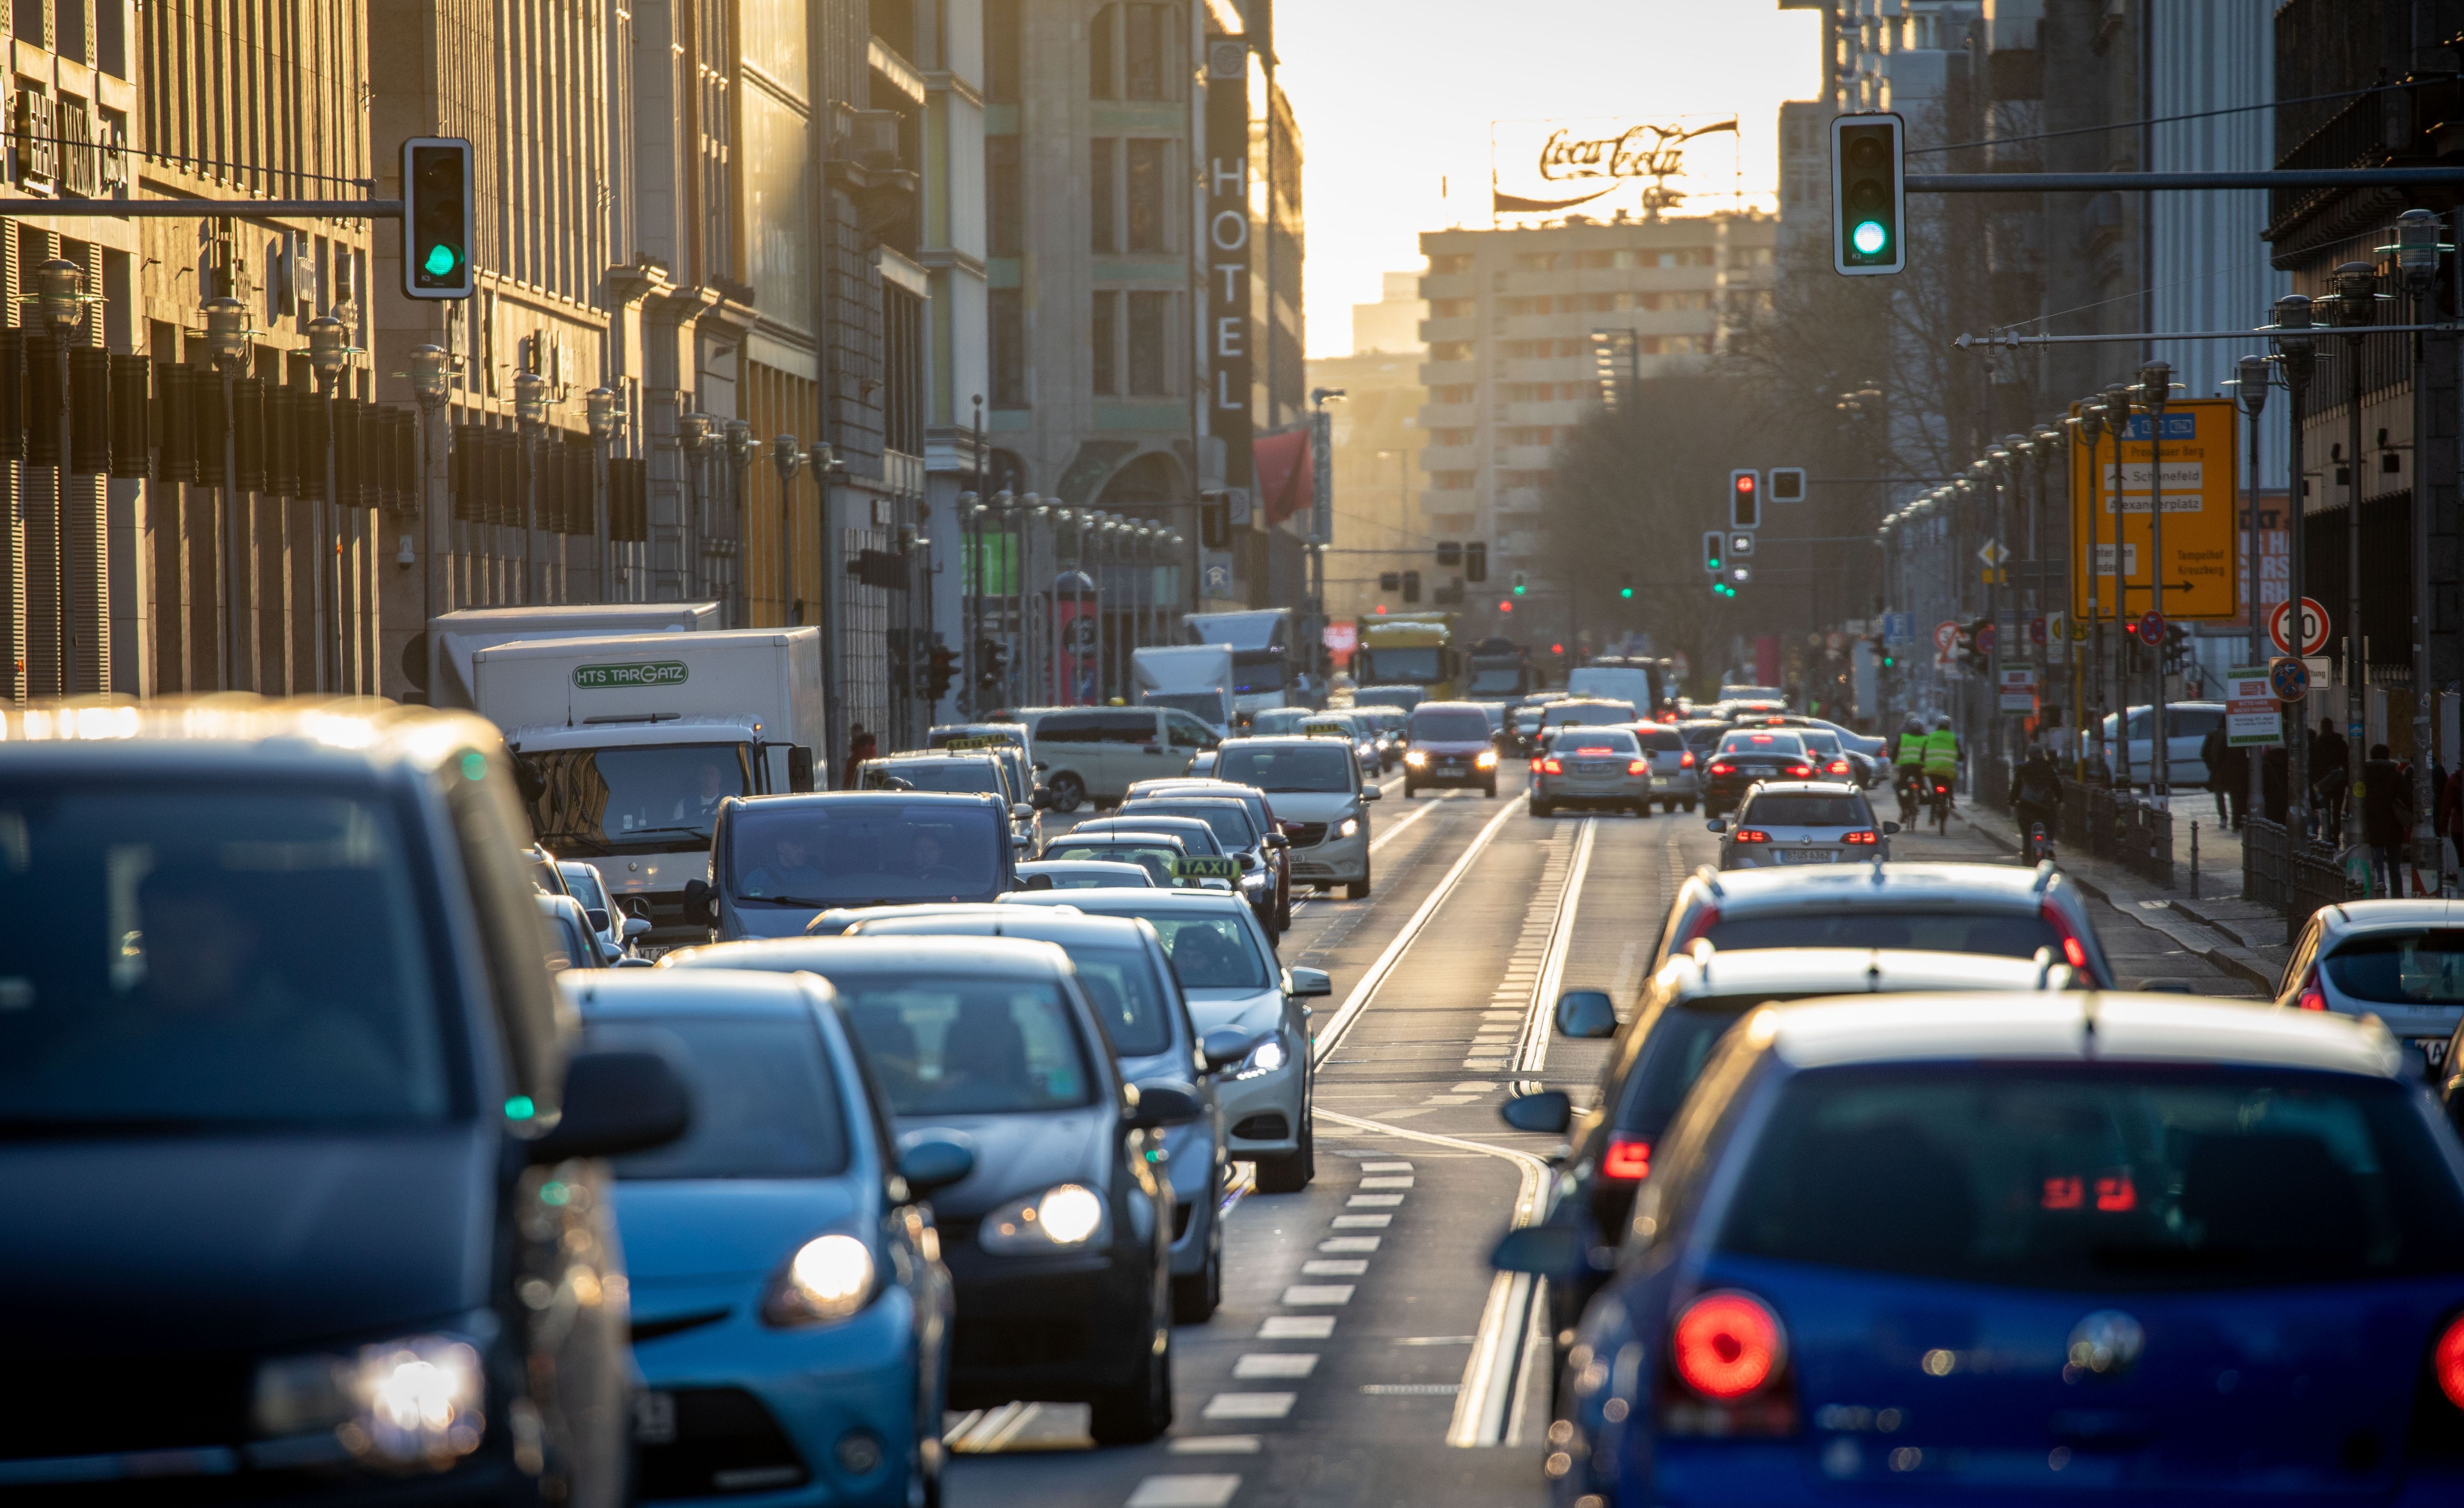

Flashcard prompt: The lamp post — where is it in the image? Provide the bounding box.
[2099,383,2136,786]
[676,410,713,607]
[307,314,352,690]
[2329,260,2384,841]
[1987,438,2015,763]
[770,434,805,624]
[2395,209,2448,890]
[585,386,623,602]
[202,293,253,689]
[2028,426,2062,723]
[513,370,551,606]
[724,419,757,625]
[807,441,844,768]
[960,492,985,716]
[405,344,451,641]
[2271,294,2319,840]
[2137,361,2174,809]
[32,259,83,696]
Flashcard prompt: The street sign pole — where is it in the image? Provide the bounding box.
[2148,382,2170,809]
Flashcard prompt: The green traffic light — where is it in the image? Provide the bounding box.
[423,243,460,278]
[1618,587,1633,599]
[1851,221,1888,255]
[1512,585,1526,595]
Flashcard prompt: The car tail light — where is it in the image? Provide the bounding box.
[1671,1292,1785,1400]
[1600,1134,1651,1180]
[1539,757,1563,774]
[1709,761,1734,775]
[1628,759,1649,775]
[1680,751,1696,768]
[2039,899,2091,975]
[1826,760,1851,775]
[2437,1314,2464,1408]
[1732,829,1770,844]
[1786,764,1813,777]
[1842,830,1878,845]
[2295,963,2327,1011]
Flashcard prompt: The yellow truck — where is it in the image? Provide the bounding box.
[1354,612,1459,705]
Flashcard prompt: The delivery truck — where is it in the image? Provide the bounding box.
[1132,644,1237,736]
[472,627,825,949]
[423,601,722,708]
[1182,607,1297,715]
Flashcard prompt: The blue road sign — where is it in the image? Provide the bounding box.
[2268,656,2309,703]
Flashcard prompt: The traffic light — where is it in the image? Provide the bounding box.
[975,637,1009,688]
[402,138,476,299]
[1618,573,1634,600]
[1830,113,1905,276]
[1511,570,1528,596]
[1464,540,1488,583]
[1729,469,1761,530]
[925,641,958,701]
[1498,599,1513,614]
[1199,490,1230,548]
[1401,569,1421,604]
[1702,529,1724,573]
[1769,467,1807,503]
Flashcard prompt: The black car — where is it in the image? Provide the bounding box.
[662,935,1195,1443]
[0,699,690,1503]
[1115,795,1288,937]
[694,791,1023,941]
[1699,727,1816,816]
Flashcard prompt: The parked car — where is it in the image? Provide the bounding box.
[1503,993,2464,1508]
[660,936,1195,1443]
[1706,781,1894,868]
[2282,899,2464,1078]
[0,699,690,1502]
[575,968,962,1506]
[2092,701,2227,787]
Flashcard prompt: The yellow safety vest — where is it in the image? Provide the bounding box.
[1921,729,1960,773]
[1894,733,1926,768]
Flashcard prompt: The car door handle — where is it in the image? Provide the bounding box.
[1142,744,1162,753]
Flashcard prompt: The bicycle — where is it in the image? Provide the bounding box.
[1895,770,1922,828]
[1928,775,1954,835]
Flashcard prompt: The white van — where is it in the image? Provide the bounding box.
[1020,706,1221,811]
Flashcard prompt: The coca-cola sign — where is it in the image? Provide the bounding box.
[1492,114,1745,217]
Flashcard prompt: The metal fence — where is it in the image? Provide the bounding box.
[2287,841,2361,946]
[2244,817,2287,910]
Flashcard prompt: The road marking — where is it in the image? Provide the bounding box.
[1419,1094,1476,1106]
[1395,1335,1479,1346]
[1303,1258,1368,1275]
[1358,1175,1414,1188]
[1282,1284,1355,1304]
[1347,1193,1404,1207]
[1514,815,1597,1074]
[1312,795,1526,1062]
[1169,1437,1262,1455]
[1360,1160,1415,1172]
[1261,1315,1336,1338]
[1447,1083,1495,1094]
[1234,1354,1320,1379]
[1126,1474,1243,1508]
[1331,1214,1391,1228]
[1203,1393,1297,1419]
[1320,1236,1381,1251]
[1361,1383,1464,1396]
[1368,786,1455,853]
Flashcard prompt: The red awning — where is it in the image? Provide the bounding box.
[1253,426,1313,526]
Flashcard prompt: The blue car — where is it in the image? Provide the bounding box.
[1501,993,2464,1507]
[569,969,965,1506]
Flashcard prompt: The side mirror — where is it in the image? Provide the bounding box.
[1284,966,1333,998]
[1554,989,1617,1039]
[525,1049,691,1163]
[787,745,817,793]
[1126,1080,1202,1129]
[1490,1222,1585,1276]
[1012,802,1035,821]
[1498,1090,1572,1135]
[1358,785,1381,802]
[585,908,611,932]
[1705,818,1727,834]
[622,916,652,939]
[680,878,716,928]
[1882,820,1901,834]
[1200,1025,1252,1071]
[1265,832,1290,850]
[1020,872,1055,891]
[897,1138,976,1193]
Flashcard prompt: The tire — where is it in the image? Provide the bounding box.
[1483,782,1497,798]
[1088,1326,1173,1445]
[1255,1106,1314,1192]
[1344,860,1371,901]
[1682,799,1698,813]
[1403,782,1418,798]
[1631,802,1650,818]
[1171,1201,1223,1323]
[1532,798,1553,818]
[1047,772,1085,813]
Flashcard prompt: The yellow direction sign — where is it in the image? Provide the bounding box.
[2069,396,2240,621]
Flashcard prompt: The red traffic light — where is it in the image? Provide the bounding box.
[1550,643,1565,655]
[1736,474,1755,492]
[1499,600,1513,613]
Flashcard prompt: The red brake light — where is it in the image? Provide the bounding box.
[1600,1134,1652,1180]
[1539,757,1563,774]
[1749,734,1775,743]
[2437,1314,2464,1408]
[1842,830,1878,845]
[1732,828,1770,844]
[2039,899,2091,974]
[1680,751,1696,768]
[1709,761,1734,775]
[1628,759,1649,775]
[1672,1292,1785,1400]
[2295,964,2327,1011]
[1786,764,1812,777]
[1826,760,1851,775]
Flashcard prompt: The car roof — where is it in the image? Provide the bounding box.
[662,933,1075,979]
[1686,860,2066,912]
[728,790,1004,812]
[563,965,837,1022]
[1753,992,2404,1078]
[1001,887,1253,916]
[1410,700,1487,713]
[1017,858,1154,875]
[1048,830,1189,848]
[1222,735,1344,748]
[0,696,501,777]
[1740,780,1864,796]
[849,910,1156,948]
[1121,795,1247,808]
[875,750,999,763]
[1659,946,2065,998]
[1134,779,1264,801]
[2317,899,2464,934]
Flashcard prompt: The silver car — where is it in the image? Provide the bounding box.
[1632,722,1699,813]
[1530,726,1651,818]
[1706,780,1894,869]
[2278,899,2464,1078]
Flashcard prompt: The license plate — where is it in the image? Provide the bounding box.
[634,1391,677,1444]
[1577,761,1614,774]
[1779,850,1837,864]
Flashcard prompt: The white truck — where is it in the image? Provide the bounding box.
[424,601,722,709]
[471,627,825,949]
[1182,607,1297,716]
[1132,644,1237,736]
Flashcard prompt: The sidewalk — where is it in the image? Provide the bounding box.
[1952,798,2289,995]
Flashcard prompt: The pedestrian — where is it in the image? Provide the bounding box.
[2199,722,2233,829]
[841,724,876,790]
[2359,742,2410,895]
[2311,717,2350,844]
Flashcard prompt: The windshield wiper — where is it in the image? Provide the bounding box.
[741,894,841,908]
[610,825,716,841]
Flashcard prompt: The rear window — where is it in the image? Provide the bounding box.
[600,1017,849,1179]
[1739,794,1872,827]
[833,974,1094,1115]
[1409,709,1493,742]
[1720,1065,2464,1291]
[1549,729,1641,754]
[1146,914,1273,989]
[1067,944,1175,1057]
[2324,931,2464,1004]
[1636,728,1684,752]
[1615,997,1822,1135]
[1119,803,1255,847]
[1046,844,1179,885]
[1705,908,2059,961]
[862,759,1002,794]
[1719,731,1806,754]
[1551,703,1637,726]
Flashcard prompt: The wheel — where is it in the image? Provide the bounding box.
[1047,772,1085,813]
[1483,782,1498,798]
[1088,1324,1173,1444]
[1682,799,1697,813]
[1403,782,1418,798]
[1532,798,1553,817]
[1275,890,1292,931]
[1344,864,1371,900]
[1255,1105,1314,1192]
[1631,802,1650,818]
[1171,1192,1222,1322]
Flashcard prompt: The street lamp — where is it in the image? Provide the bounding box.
[770,434,805,624]
[2392,210,2451,887]
[721,419,756,625]
[2135,359,2175,806]
[585,385,623,601]
[201,292,255,688]
[307,314,355,690]
[513,369,553,606]
[2267,292,2318,838]
[2328,260,2384,834]
[677,410,714,606]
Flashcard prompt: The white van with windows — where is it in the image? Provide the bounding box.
[1019,706,1221,811]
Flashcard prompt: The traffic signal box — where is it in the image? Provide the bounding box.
[1464,542,1488,583]
[1830,114,1905,277]
[1729,469,1760,530]
[402,138,476,300]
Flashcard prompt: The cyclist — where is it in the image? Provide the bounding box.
[2009,745,2063,862]
[1893,716,1928,818]
[1920,714,1963,819]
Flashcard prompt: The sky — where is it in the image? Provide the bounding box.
[1273,1,1825,358]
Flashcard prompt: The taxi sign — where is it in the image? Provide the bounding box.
[1170,855,1241,882]
[1302,720,1350,738]
[2069,397,2241,621]
[2269,655,2311,704]
[941,733,1008,749]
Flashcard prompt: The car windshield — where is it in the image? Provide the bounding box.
[0,785,456,1127]
[561,864,610,913]
[1409,709,1493,742]
[1365,648,1445,682]
[600,1017,849,1179]
[1720,1064,2464,1292]
[727,803,1003,905]
[1616,996,1825,1134]
[832,974,1094,1115]
[1062,944,1175,1056]
[1140,913,1273,989]
[1704,907,2061,961]
[517,742,751,855]
[1119,803,1254,848]
[1799,731,1843,754]
[2323,930,2464,1004]
[862,759,1003,795]
[1216,744,1356,793]
[1740,794,1872,827]
[1636,727,1685,752]
[1550,730,1641,755]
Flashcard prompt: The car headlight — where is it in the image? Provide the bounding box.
[1404,750,1428,767]
[1234,1035,1289,1080]
[253,1335,485,1469]
[979,1183,1110,1252]
[1475,749,1498,768]
[762,1233,877,1326]
[1336,817,1359,839]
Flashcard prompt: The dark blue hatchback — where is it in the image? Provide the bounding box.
[1503,995,2464,1508]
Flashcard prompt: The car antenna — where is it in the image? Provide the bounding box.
[2080,989,2100,1054]
[1866,948,1883,991]
[2031,858,2057,894]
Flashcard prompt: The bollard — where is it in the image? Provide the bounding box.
[2189,821,2200,901]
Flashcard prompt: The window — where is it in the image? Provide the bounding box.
[726,803,1005,905]
[1095,710,1161,743]
[991,289,1027,407]
[1428,341,1472,362]
[601,1018,850,1179]
[2322,931,2464,1004]
[1427,254,1474,275]
[1430,470,1475,490]
[1429,298,1474,318]
[1216,743,1355,794]
[1091,291,1119,395]
[1738,793,1874,827]
[1514,252,1557,271]
[519,744,753,854]
[1432,384,1474,404]
[1035,712,1105,743]
[1430,428,1472,446]
[1089,138,1117,253]
[835,974,1094,1114]
[1128,291,1171,395]
[1089,3,1116,97]
[1146,914,1272,989]
[1500,426,1556,447]
[1408,708,1493,742]
[1123,2,1167,99]
[1064,945,1173,1055]
[1126,139,1168,251]
[984,0,1021,101]
[988,136,1023,257]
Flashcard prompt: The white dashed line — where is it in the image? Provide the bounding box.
[1331,1214,1391,1229]
[1282,1284,1356,1305]
[1203,1393,1297,1420]
[1234,1354,1320,1379]
[1360,1161,1415,1172]
[1303,1258,1368,1275]
[1347,1193,1404,1207]
[1319,1236,1380,1252]
[1126,1474,1242,1508]
[1168,1437,1260,1455]
[1261,1315,1336,1338]
[1358,1176,1414,1189]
